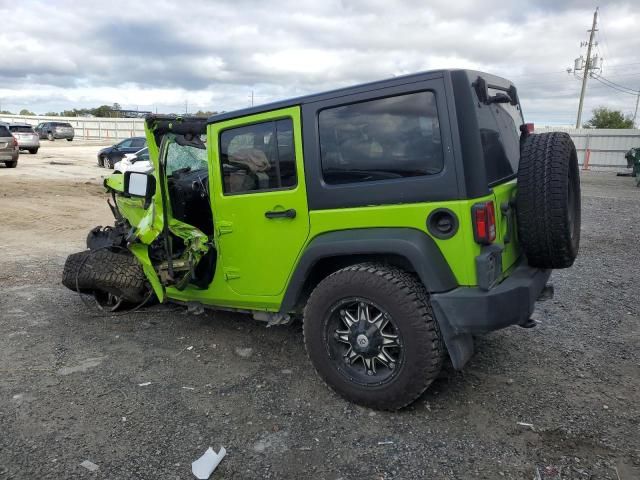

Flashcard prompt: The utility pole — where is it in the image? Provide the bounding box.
[576,7,598,128]
[633,90,640,128]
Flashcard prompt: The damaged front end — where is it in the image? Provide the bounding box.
[62,115,213,308]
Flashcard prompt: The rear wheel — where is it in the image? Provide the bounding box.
[67,138,73,142]
[304,263,443,410]
[29,148,38,154]
[47,132,54,141]
[4,161,17,168]
[516,132,581,268]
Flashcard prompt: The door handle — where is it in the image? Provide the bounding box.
[265,208,296,219]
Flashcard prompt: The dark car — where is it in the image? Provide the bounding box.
[97,137,147,168]
[34,122,75,141]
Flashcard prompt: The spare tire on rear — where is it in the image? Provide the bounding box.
[516,132,581,269]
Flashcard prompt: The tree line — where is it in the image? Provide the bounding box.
[0,103,219,118]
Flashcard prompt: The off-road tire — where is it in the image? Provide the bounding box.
[62,249,147,302]
[516,132,581,269]
[4,160,17,168]
[303,263,444,410]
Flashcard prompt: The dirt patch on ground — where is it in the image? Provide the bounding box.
[0,164,639,479]
[0,179,111,256]
[0,141,113,259]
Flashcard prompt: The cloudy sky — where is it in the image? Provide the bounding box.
[1,0,639,125]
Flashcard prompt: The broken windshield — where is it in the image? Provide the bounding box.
[165,136,208,176]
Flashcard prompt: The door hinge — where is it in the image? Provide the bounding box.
[217,221,233,236]
[223,267,240,281]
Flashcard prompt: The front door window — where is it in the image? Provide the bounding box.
[219,118,297,194]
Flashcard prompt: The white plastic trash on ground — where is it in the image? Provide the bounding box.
[80,460,99,472]
[192,446,226,479]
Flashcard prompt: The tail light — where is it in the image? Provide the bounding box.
[12,137,18,148]
[472,201,496,244]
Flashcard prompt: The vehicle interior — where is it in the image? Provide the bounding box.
[219,118,296,194]
[146,119,216,289]
[165,134,213,237]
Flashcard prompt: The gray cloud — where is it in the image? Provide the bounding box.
[0,0,638,124]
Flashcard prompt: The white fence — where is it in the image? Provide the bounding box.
[536,127,639,168]
[0,114,145,141]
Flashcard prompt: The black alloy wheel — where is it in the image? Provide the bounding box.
[326,298,403,386]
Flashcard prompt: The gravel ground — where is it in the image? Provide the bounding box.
[0,153,639,479]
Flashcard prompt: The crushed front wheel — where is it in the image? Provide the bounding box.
[62,249,148,303]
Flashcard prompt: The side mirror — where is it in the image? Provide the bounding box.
[124,172,156,206]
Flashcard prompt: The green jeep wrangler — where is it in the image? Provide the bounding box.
[63,69,581,410]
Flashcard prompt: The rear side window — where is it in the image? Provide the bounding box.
[479,88,523,185]
[9,125,34,133]
[318,91,443,185]
[219,118,297,194]
[0,126,10,137]
[130,138,146,148]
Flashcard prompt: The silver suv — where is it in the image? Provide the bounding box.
[35,121,74,141]
[0,125,19,168]
[9,123,40,154]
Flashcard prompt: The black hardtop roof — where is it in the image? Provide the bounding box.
[207,68,513,124]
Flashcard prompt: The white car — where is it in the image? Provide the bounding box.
[113,147,152,174]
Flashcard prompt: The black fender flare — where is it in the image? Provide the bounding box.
[279,227,458,313]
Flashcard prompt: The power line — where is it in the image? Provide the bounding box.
[591,73,639,95]
[590,75,637,95]
[590,72,640,125]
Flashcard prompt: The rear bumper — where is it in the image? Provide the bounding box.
[431,259,551,369]
[17,139,40,148]
[0,150,19,161]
